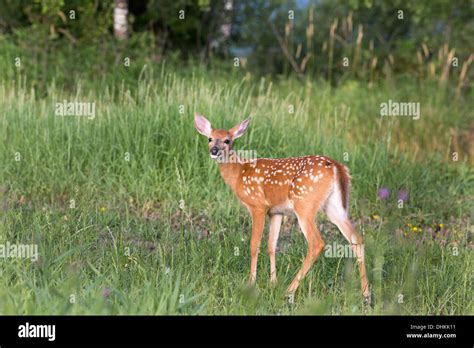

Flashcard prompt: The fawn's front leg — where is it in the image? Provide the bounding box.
[268,214,283,283]
[248,208,267,284]
[287,205,325,294]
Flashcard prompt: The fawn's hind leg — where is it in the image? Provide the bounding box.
[325,188,370,304]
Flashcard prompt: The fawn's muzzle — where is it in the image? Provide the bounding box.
[210,147,219,156]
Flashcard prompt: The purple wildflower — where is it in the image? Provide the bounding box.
[428,227,435,238]
[397,189,409,202]
[102,288,111,299]
[377,187,390,200]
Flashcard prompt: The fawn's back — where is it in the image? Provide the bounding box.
[237,155,348,216]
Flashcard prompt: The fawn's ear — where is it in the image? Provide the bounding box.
[230,117,251,139]
[194,113,212,137]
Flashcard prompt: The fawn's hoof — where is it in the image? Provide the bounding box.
[363,294,373,308]
[286,282,299,295]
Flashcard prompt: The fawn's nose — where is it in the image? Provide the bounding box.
[210,147,219,156]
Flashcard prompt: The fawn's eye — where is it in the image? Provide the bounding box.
[208,138,212,142]
[224,139,230,144]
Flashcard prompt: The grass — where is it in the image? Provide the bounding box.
[0,52,472,314]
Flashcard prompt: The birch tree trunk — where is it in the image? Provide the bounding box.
[114,0,128,40]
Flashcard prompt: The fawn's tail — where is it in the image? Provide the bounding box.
[333,161,351,213]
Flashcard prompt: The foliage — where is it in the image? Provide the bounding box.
[1,0,472,82]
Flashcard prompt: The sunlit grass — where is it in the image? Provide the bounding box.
[0,63,472,314]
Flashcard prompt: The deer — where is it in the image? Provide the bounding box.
[194,114,371,305]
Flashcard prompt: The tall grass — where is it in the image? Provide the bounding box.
[0,55,472,314]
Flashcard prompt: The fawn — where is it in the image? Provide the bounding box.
[194,114,370,304]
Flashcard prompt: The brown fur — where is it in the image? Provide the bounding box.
[194,114,370,304]
[334,161,351,212]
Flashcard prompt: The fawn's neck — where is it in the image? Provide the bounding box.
[217,152,243,192]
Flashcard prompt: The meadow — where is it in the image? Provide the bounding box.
[0,46,472,314]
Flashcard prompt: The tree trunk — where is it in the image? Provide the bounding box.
[114,0,128,40]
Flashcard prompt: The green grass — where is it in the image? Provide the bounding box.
[0,56,472,314]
